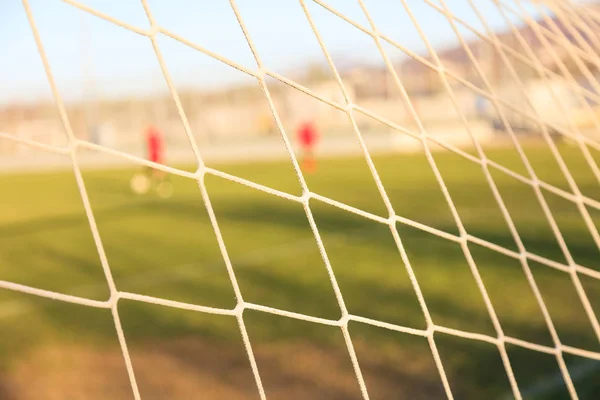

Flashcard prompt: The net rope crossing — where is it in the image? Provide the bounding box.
[3,0,600,398]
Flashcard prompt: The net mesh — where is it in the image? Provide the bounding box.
[3,0,600,399]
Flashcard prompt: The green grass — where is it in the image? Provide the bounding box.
[1,142,600,399]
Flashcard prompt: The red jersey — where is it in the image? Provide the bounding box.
[298,121,318,148]
[146,125,164,163]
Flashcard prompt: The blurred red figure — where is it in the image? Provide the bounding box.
[131,124,173,198]
[145,124,169,186]
[297,120,319,173]
[146,125,164,165]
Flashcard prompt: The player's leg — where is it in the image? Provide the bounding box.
[305,149,316,173]
[299,146,307,170]
[151,157,173,198]
[156,170,173,198]
[301,145,316,173]
[147,151,162,188]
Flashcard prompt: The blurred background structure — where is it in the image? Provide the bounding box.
[2,0,600,169]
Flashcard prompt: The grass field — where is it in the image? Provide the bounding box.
[1,140,600,399]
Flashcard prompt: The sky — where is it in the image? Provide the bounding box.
[0,0,550,105]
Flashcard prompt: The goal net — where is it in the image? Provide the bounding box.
[2,0,600,399]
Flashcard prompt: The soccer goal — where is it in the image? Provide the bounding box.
[2,0,600,399]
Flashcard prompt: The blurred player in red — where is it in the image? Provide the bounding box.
[146,124,164,167]
[131,124,173,198]
[297,120,319,173]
